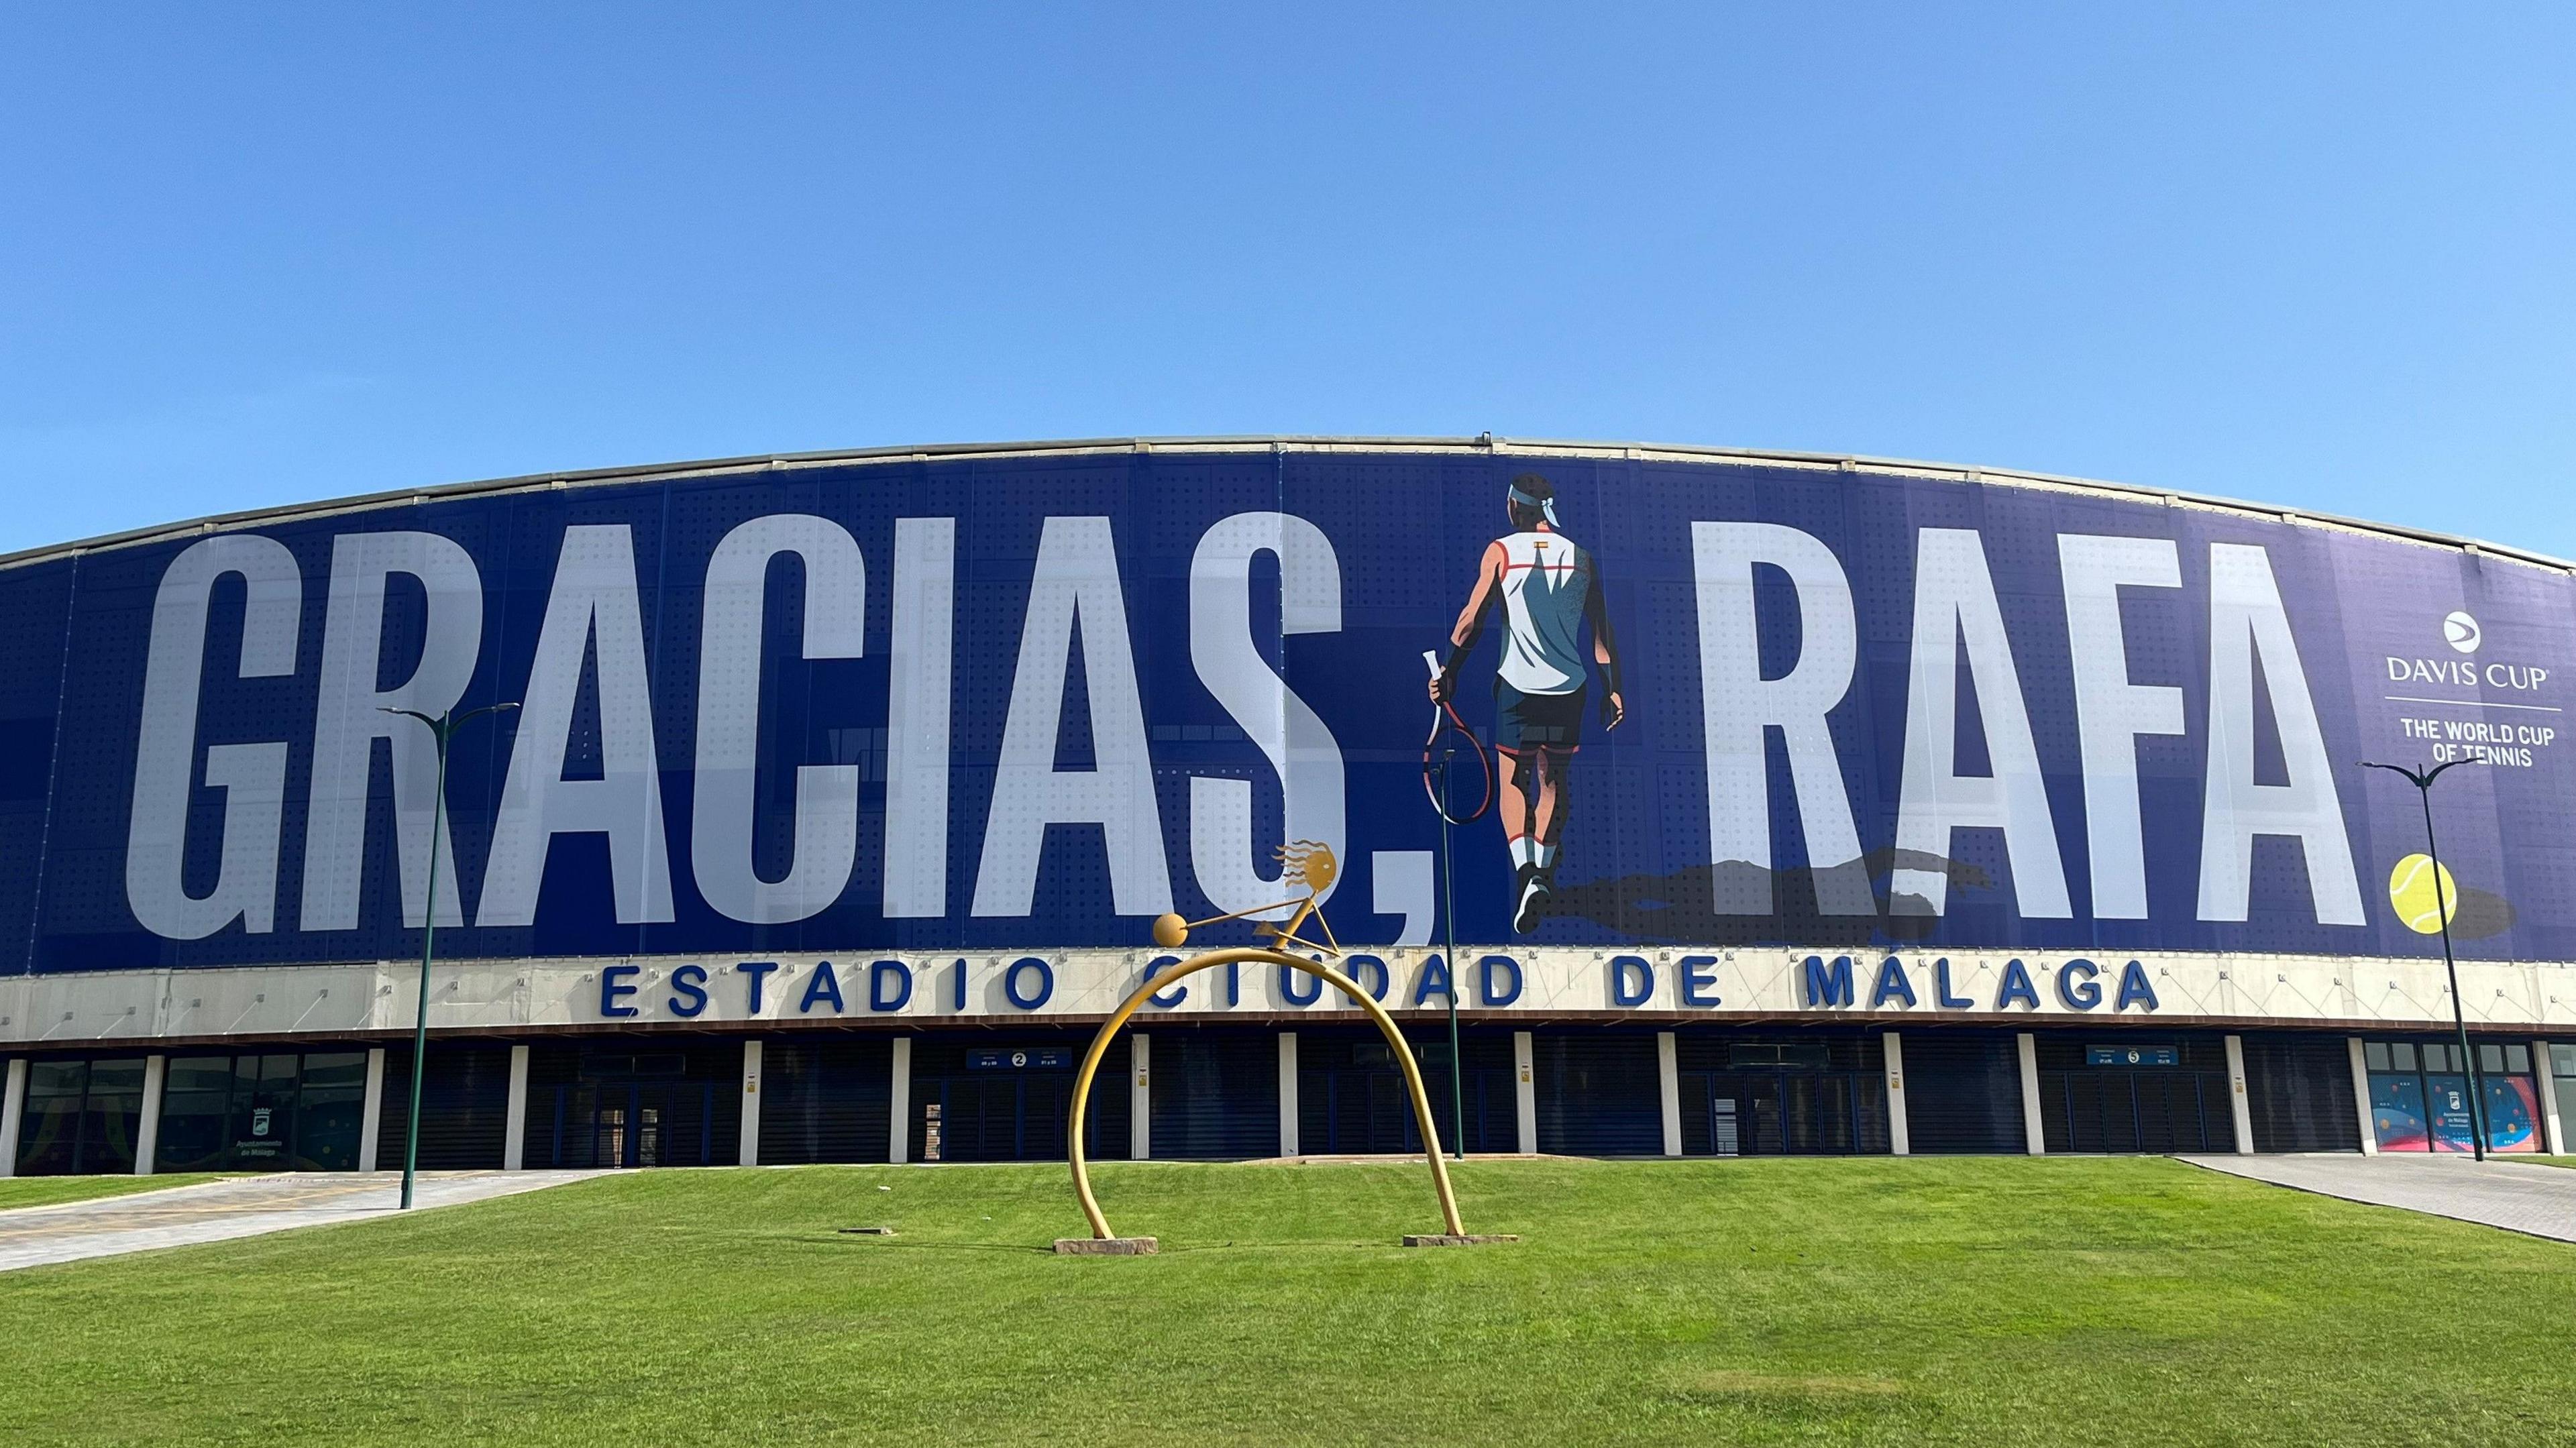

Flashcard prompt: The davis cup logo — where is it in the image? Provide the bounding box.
[2445,611,2481,653]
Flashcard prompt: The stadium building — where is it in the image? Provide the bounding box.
[4,437,2574,1177]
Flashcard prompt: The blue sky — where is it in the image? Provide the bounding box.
[3,5,2569,557]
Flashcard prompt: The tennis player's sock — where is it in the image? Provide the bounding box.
[1509,836,1537,869]
[1535,842,1558,873]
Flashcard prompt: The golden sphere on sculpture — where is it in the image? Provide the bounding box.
[1151,913,1189,948]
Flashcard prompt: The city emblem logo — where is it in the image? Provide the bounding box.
[2443,610,2481,653]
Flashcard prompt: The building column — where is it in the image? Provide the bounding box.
[0,1058,26,1178]
[1883,1032,1910,1156]
[2224,1034,2256,1154]
[1130,1034,1152,1161]
[2535,1040,2567,1156]
[1513,1031,1538,1154]
[134,1054,167,1175]
[737,1040,763,1167]
[1277,1032,1299,1158]
[358,1048,386,1172]
[2348,1038,2380,1156]
[2017,1033,2045,1155]
[888,1038,912,1164]
[502,1044,531,1171]
[1656,1031,1682,1158]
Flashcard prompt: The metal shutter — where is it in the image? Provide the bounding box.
[1150,1029,1279,1160]
[1297,1027,1514,1156]
[760,1036,892,1164]
[1534,1032,1662,1156]
[1900,1030,2023,1154]
[2244,1034,2359,1152]
[377,1043,511,1170]
[2033,1034,2235,1153]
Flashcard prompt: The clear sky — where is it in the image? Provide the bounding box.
[3,5,2569,557]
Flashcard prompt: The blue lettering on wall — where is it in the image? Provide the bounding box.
[2116,960,2159,1012]
[800,960,846,1014]
[1413,954,1454,1007]
[1004,957,1053,1010]
[869,959,913,1013]
[951,958,967,1011]
[2056,958,2100,1011]
[1144,954,1185,1009]
[1996,959,2041,1011]
[1803,955,1855,1008]
[667,963,708,1017]
[1281,962,1323,1007]
[1226,960,1240,1007]
[1935,958,1972,1009]
[1679,955,1721,1008]
[1610,954,1654,1007]
[737,960,780,1014]
[1479,954,1523,1007]
[1343,954,1389,1003]
[1870,956,1917,1009]
[600,964,641,1018]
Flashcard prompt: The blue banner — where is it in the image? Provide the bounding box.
[5,446,2569,974]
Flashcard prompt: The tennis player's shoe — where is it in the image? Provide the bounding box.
[1513,865,1551,935]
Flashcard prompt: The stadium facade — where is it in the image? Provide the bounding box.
[4,437,2575,1177]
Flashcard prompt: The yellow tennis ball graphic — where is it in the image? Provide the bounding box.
[2387,854,2459,935]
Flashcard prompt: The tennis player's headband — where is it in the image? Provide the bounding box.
[1507,482,1559,527]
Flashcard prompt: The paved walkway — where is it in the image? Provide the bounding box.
[2182,1153,2576,1243]
[0,1170,607,1272]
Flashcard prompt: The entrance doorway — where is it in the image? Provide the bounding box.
[530,1044,739,1168]
[906,1036,1129,1162]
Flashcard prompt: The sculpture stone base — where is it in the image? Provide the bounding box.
[1053,1236,1159,1255]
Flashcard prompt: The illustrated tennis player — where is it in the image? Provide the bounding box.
[1429,472,1625,933]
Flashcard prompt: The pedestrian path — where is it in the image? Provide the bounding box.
[2182,1152,2576,1243]
[0,1170,607,1272]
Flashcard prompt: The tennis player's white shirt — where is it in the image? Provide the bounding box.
[1496,528,1591,695]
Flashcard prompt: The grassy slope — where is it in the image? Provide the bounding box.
[0,1174,227,1211]
[5,1158,2573,1447]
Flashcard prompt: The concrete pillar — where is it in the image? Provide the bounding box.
[2224,1034,2255,1154]
[2540,1040,2569,1157]
[1277,1032,1299,1157]
[888,1038,912,1164]
[134,1054,166,1175]
[2348,1038,2380,1156]
[1130,1034,1152,1161]
[1883,1032,1910,1156]
[358,1048,386,1172]
[0,1057,26,1177]
[502,1044,531,1170]
[2017,1033,2045,1155]
[737,1040,763,1167]
[1513,1031,1538,1154]
[1656,1031,1682,1158]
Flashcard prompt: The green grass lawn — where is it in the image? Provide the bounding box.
[5,1157,2573,1447]
[0,1173,229,1211]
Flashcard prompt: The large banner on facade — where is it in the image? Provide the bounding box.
[3,444,2568,975]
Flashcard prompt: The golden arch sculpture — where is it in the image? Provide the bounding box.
[1062,842,1468,1248]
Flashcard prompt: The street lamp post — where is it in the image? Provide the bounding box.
[2360,757,2487,1161]
[383,702,517,1209]
[1439,748,1464,1161]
